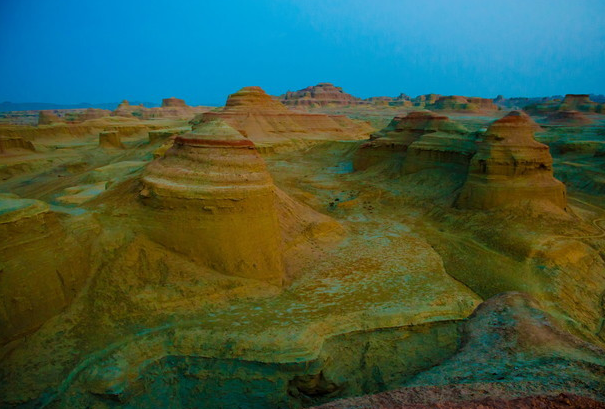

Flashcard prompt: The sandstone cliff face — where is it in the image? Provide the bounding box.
[98,130,124,148]
[0,194,95,344]
[403,131,476,174]
[354,111,470,171]
[457,111,567,211]
[140,119,285,284]
[196,86,372,144]
[281,83,362,107]
[0,136,35,154]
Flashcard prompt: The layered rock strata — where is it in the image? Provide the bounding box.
[281,83,362,107]
[0,136,35,154]
[196,86,372,143]
[140,119,285,284]
[98,130,124,148]
[354,111,469,171]
[457,111,567,210]
[546,110,593,125]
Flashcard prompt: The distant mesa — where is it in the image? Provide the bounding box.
[195,86,372,144]
[545,110,592,126]
[525,93,604,114]
[161,97,187,108]
[281,82,362,107]
[429,95,499,112]
[354,111,470,172]
[78,108,112,121]
[140,119,286,284]
[37,110,63,125]
[457,111,567,211]
[111,97,208,120]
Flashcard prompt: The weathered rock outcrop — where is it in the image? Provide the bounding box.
[37,110,63,125]
[140,119,285,284]
[281,83,362,107]
[161,97,187,108]
[457,111,567,211]
[0,136,35,154]
[0,194,95,344]
[78,108,111,121]
[196,86,372,144]
[313,293,605,409]
[98,130,124,148]
[354,111,469,171]
[546,110,593,125]
[403,130,476,174]
[430,96,498,112]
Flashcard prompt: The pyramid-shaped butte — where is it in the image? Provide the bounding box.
[141,119,285,284]
[457,111,567,210]
[196,86,372,143]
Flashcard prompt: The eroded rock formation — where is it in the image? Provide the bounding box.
[0,136,35,154]
[140,119,285,284]
[281,83,362,107]
[197,86,372,144]
[457,111,567,211]
[98,130,124,148]
[546,110,593,125]
[37,110,63,125]
[354,111,470,171]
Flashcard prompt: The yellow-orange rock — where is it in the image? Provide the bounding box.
[37,110,63,125]
[281,83,362,107]
[0,194,94,344]
[457,111,567,211]
[354,111,469,171]
[99,130,124,148]
[140,119,285,284]
[79,108,112,121]
[161,97,187,108]
[0,136,35,154]
[546,110,593,125]
[196,86,372,144]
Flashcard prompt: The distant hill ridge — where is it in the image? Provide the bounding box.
[0,101,161,112]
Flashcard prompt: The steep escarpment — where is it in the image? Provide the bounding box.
[281,83,362,107]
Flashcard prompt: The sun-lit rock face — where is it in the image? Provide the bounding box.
[195,86,372,143]
[457,111,567,210]
[98,130,124,148]
[281,83,362,107]
[140,119,285,284]
[546,110,593,125]
[354,111,469,171]
[37,110,62,125]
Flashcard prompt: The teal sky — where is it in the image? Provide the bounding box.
[1,0,604,105]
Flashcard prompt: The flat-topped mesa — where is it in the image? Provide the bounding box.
[280,82,362,107]
[37,110,63,125]
[457,111,567,211]
[546,110,593,125]
[195,86,372,143]
[140,119,285,284]
[354,111,469,171]
[78,108,111,121]
[560,94,600,112]
[161,97,187,108]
